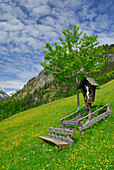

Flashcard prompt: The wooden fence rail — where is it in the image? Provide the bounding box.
[79,109,112,131]
[77,103,111,122]
[60,109,81,123]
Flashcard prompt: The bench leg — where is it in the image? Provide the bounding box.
[55,145,62,150]
[41,139,45,143]
[55,145,59,150]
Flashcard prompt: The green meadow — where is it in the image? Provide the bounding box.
[0,80,114,170]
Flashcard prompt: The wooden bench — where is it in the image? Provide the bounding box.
[39,127,74,150]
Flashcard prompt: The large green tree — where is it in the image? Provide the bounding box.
[41,25,108,110]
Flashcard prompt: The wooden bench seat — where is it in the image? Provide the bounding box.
[39,136,70,149]
[39,127,74,149]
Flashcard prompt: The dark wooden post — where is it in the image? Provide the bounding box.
[88,103,91,121]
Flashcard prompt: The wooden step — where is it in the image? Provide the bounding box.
[61,120,82,126]
[48,134,73,145]
[48,127,74,136]
[39,136,70,149]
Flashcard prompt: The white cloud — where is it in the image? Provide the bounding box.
[98,33,114,45]
[79,5,97,21]
[19,0,44,9]
[0,80,25,90]
[94,14,109,32]
[0,31,8,43]
[31,5,51,18]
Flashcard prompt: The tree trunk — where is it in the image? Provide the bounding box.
[76,88,80,111]
[76,77,80,113]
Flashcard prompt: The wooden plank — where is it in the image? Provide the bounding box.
[60,109,80,123]
[70,114,83,121]
[48,134,73,145]
[61,120,82,126]
[78,103,111,121]
[48,127,74,136]
[39,136,70,148]
[79,110,112,131]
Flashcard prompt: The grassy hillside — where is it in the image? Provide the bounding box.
[0,80,114,170]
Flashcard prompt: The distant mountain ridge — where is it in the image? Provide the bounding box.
[7,90,16,97]
[0,87,16,102]
[0,87,10,102]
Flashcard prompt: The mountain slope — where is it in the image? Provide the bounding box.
[0,80,113,169]
[6,90,16,97]
[0,87,10,102]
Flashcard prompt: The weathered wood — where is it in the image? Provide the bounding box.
[39,136,70,148]
[48,134,73,145]
[88,103,91,121]
[61,120,82,126]
[48,127,74,136]
[78,103,111,121]
[60,109,80,123]
[79,110,112,131]
[70,114,83,121]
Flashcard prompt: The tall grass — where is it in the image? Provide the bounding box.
[0,80,114,170]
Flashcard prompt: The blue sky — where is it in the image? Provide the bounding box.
[0,0,114,92]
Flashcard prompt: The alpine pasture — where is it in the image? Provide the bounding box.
[0,80,114,170]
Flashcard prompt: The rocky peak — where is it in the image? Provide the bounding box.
[0,87,10,102]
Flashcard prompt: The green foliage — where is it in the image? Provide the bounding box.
[41,25,107,87]
[96,71,114,85]
[103,44,114,53]
[41,25,109,110]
